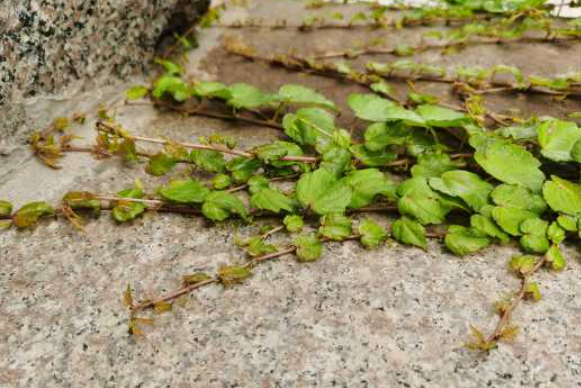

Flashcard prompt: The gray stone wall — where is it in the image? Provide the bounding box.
[0,0,208,104]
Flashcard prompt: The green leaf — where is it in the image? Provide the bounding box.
[190,149,226,173]
[126,85,149,100]
[546,244,566,271]
[295,234,323,262]
[212,173,232,190]
[146,153,178,176]
[358,218,387,247]
[397,178,449,225]
[519,218,549,254]
[218,265,252,286]
[227,83,272,109]
[296,169,352,215]
[429,170,493,211]
[159,179,210,204]
[547,221,566,244]
[283,214,304,232]
[542,175,581,216]
[192,81,231,100]
[499,121,540,140]
[343,169,396,209]
[538,119,581,162]
[524,282,542,301]
[202,191,247,221]
[509,255,537,275]
[278,84,336,110]
[370,81,393,97]
[254,141,304,167]
[319,213,352,241]
[320,145,352,176]
[226,156,261,182]
[250,188,296,214]
[112,188,147,223]
[384,106,426,127]
[63,191,101,217]
[350,144,398,167]
[391,217,427,250]
[13,201,55,228]
[347,93,395,122]
[152,74,191,101]
[416,104,468,128]
[470,214,509,243]
[444,225,490,256]
[0,200,13,217]
[473,137,545,192]
[490,184,547,214]
[364,122,410,151]
[154,58,182,75]
[557,214,578,231]
[239,236,277,257]
[411,153,459,178]
[491,206,538,236]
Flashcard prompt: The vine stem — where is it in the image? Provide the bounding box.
[96,121,318,164]
[155,100,284,130]
[486,256,547,344]
[313,35,579,59]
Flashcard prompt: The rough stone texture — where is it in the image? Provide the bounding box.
[2,1,581,387]
[0,0,209,154]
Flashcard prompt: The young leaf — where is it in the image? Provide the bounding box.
[547,222,565,244]
[391,217,427,250]
[358,218,387,248]
[509,255,537,275]
[226,156,261,182]
[542,175,581,216]
[524,282,541,301]
[126,85,149,100]
[295,234,323,262]
[473,137,545,192]
[0,200,13,217]
[218,265,252,286]
[445,225,490,256]
[112,188,147,223]
[202,191,247,221]
[254,141,304,167]
[545,244,566,271]
[13,201,55,228]
[296,169,352,215]
[183,272,212,285]
[319,213,352,241]
[557,214,578,232]
[347,93,395,122]
[212,174,232,190]
[239,236,277,257]
[429,170,493,211]
[283,214,304,232]
[519,218,550,254]
[146,153,178,176]
[159,179,210,204]
[190,149,226,173]
[63,191,101,217]
[193,81,231,100]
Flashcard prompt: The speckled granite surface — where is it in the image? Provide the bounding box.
[1,1,581,387]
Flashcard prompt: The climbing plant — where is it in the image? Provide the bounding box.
[3,0,581,351]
